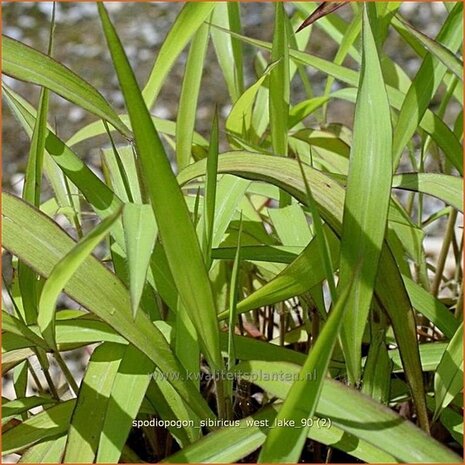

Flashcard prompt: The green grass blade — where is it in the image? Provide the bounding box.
[96,345,154,463]
[19,436,67,464]
[270,3,290,206]
[202,111,220,268]
[38,208,121,350]
[361,329,392,404]
[64,343,125,462]
[392,173,462,212]
[226,215,243,415]
[3,396,56,423]
[434,323,463,420]
[147,376,201,446]
[296,154,337,300]
[210,3,244,103]
[142,2,216,108]
[333,86,463,175]
[402,276,459,339]
[426,395,463,446]
[3,400,76,455]
[22,71,50,208]
[294,2,361,61]
[102,145,142,204]
[2,311,48,351]
[269,204,312,247]
[270,3,289,156]
[393,13,463,82]
[225,61,278,140]
[122,203,157,318]
[98,4,223,379]
[389,342,448,373]
[176,22,209,170]
[17,13,53,325]
[392,3,463,167]
[321,8,362,121]
[210,175,250,248]
[227,217,243,366]
[258,269,356,462]
[338,4,393,385]
[212,245,301,263]
[2,35,130,137]
[227,3,245,96]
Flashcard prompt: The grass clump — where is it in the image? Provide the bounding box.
[2,2,463,463]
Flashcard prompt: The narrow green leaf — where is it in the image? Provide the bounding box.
[210,3,244,103]
[427,395,463,446]
[17,12,53,326]
[227,3,245,96]
[434,323,464,420]
[269,204,312,247]
[212,244,301,263]
[226,215,243,414]
[202,111,220,268]
[142,2,216,108]
[3,400,76,455]
[296,154,337,300]
[361,330,392,403]
[98,4,223,379]
[3,396,55,423]
[403,276,459,339]
[64,343,125,462]
[338,4,393,385]
[2,36,130,137]
[210,175,250,248]
[19,436,67,464]
[392,3,463,166]
[3,84,124,220]
[122,203,157,318]
[393,13,463,82]
[97,345,154,463]
[176,22,209,170]
[321,8,362,121]
[389,342,448,373]
[38,208,121,349]
[227,226,338,319]
[147,376,201,446]
[98,5,223,389]
[392,173,463,212]
[225,61,278,140]
[270,3,290,207]
[66,114,208,150]
[102,145,142,204]
[2,311,48,351]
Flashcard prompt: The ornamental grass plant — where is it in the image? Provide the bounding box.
[1,2,463,463]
